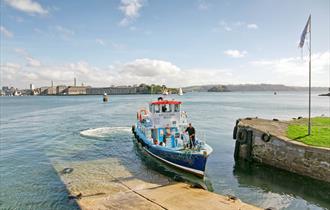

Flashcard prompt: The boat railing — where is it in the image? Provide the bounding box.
[182,131,207,151]
[196,131,206,143]
[180,111,188,124]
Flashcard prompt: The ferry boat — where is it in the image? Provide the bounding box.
[132,98,213,177]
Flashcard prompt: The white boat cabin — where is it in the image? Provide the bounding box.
[137,98,188,148]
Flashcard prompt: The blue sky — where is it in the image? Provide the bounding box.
[1,0,329,88]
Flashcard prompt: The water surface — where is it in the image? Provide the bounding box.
[0,92,329,209]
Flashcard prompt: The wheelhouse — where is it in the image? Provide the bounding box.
[149,100,182,114]
[136,99,188,148]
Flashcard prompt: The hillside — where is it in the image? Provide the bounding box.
[183,84,328,92]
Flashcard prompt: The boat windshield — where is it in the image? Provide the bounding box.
[150,103,180,113]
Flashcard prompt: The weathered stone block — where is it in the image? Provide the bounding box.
[236,121,330,183]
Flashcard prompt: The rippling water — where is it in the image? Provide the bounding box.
[0,92,329,210]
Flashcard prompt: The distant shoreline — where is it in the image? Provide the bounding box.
[183,84,328,92]
[1,90,328,97]
[2,83,328,96]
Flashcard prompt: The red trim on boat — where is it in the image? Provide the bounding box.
[151,100,182,105]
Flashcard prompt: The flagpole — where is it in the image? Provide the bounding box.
[308,15,311,135]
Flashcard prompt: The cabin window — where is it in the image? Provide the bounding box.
[174,104,180,112]
[150,105,155,113]
[155,105,160,113]
[161,104,171,112]
[161,105,167,112]
[168,104,173,112]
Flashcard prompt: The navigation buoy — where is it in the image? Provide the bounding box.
[103,92,109,102]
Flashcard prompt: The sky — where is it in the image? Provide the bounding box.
[0,0,329,88]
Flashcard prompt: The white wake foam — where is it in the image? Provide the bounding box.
[80,127,131,138]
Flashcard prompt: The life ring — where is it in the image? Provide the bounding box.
[140,109,148,116]
[237,128,248,144]
[261,133,271,142]
[138,109,148,122]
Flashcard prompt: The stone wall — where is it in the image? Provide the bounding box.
[234,119,330,183]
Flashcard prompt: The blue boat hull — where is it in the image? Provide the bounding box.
[133,125,208,177]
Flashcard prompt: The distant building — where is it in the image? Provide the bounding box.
[111,86,137,94]
[56,85,67,95]
[95,86,137,95]
[85,86,149,95]
[86,87,112,95]
[13,90,21,96]
[64,86,88,95]
[30,84,35,90]
[20,89,32,96]
[46,87,56,95]
[2,86,10,96]
[32,89,40,95]
[4,87,17,96]
[39,87,48,95]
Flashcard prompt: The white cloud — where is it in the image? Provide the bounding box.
[0,58,234,88]
[0,26,13,38]
[250,51,330,86]
[251,52,330,75]
[234,21,244,27]
[54,25,74,35]
[4,0,48,15]
[224,26,232,31]
[247,24,258,29]
[26,57,41,67]
[96,38,106,46]
[53,25,74,40]
[224,50,247,58]
[218,21,232,32]
[114,59,233,87]
[118,0,144,26]
[197,0,210,10]
[14,48,28,55]
[13,48,41,67]
[2,53,328,89]
[215,21,258,32]
[119,59,181,77]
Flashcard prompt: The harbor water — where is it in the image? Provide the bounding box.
[0,92,329,210]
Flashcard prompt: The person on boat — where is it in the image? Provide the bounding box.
[185,123,195,149]
[162,105,167,112]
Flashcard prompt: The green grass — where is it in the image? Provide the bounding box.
[287,117,330,148]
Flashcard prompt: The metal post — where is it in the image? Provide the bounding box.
[308,15,311,135]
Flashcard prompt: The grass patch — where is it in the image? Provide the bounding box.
[287,117,330,148]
